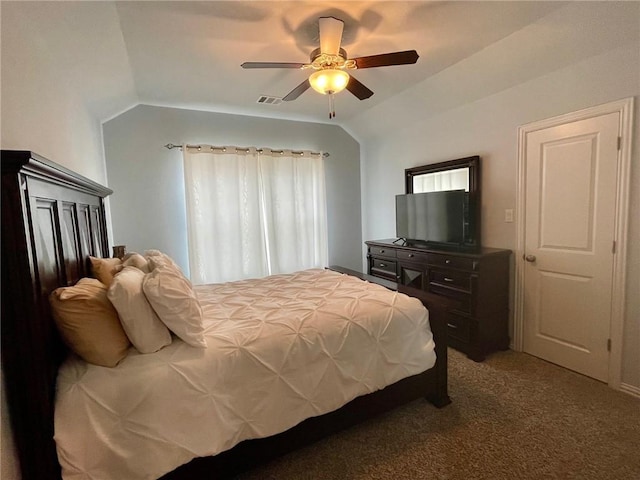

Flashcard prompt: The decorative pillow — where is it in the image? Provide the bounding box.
[122,252,150,273]
[107,266,172,353]
[144,250,181,271]
[90,256,123,287]
[145,255,192,285]
[146,254,177,271]
[50,278,130,367]
[142,266,206,348]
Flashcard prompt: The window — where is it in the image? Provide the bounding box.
[183,147,328,284]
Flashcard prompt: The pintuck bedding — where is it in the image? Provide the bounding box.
[54,268,436,480]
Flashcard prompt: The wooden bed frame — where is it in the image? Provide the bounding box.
[1,150,450,480]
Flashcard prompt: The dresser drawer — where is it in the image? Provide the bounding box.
[370,258,397,279]
[396,249,429,264]
[446,312,471,343]
[429,268,472,292]
[368,245,397,259]
[428,282,471,313]
[427,253,477,271]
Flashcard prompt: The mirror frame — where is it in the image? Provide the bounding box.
[405,155,481,248]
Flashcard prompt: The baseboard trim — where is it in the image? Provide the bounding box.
[620,383,640,399]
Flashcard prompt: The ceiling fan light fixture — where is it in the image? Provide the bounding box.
[241,15,419,114]
[309,69,350,95]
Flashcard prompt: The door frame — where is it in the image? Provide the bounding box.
[514,97,634,390]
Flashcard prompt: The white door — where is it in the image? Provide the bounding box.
[522,111,620,382]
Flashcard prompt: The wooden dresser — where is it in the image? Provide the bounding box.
[366,239,511,361]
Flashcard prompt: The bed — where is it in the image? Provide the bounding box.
[1,150,450,480]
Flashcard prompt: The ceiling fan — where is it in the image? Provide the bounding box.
[241,16,419,118]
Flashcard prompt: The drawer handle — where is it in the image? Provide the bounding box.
[445,259,451,264]
[379,263,386,268]
[408,254,414,258]
[444,277,454,282]
[380,249,385,253]
[447,323,458,329]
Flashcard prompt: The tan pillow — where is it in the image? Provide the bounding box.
[108,266,172,353]
[90,256,123,287]
[147,254,177,271]
[145,255,192,288]
[144,250,181,271]
[122,252,150,273]
[142,266,206,348]
[50,278,130,367]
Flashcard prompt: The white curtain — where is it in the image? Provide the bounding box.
[183,147,328,284]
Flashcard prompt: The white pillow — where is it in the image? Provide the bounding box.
[107,267,172,353]
[122,253,150,273]
[144,250,181,270]
[146,254,182,273]
[142,266,206,348]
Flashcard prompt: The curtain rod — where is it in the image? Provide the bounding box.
[164,143,330,158]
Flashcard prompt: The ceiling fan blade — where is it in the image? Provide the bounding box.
[352,50,419,69]
[346,75,374,100]
[282,80,311,101]
[241,62,306,69]
[319,16,344,55]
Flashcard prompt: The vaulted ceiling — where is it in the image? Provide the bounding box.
[7,1,577,127]
[112,1,564,124]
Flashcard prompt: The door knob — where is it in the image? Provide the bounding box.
[524,254,536,263]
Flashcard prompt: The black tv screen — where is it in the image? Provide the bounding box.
[396,190,466,245]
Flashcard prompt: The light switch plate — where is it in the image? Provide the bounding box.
[505,209,514,223]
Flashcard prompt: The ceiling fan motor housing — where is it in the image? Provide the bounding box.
[309,48,355,70]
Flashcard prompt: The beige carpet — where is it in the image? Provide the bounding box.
[237,348,640,480]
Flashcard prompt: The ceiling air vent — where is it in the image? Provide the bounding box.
[256,95,283,106]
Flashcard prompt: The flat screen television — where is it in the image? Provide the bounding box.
[396,190,467,246]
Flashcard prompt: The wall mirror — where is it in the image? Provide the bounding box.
[405,155,481,249]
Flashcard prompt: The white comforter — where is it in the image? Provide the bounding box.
[55,269,436,480]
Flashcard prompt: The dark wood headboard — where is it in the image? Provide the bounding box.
[1,150,112,480]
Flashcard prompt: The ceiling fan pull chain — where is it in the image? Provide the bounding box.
[329,92,336,119]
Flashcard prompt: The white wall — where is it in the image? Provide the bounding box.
[0,1,136,182]
[102,105,362,275]
[350,5,640,390]
[0,5,104,182]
